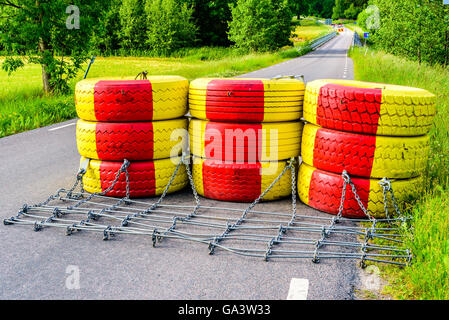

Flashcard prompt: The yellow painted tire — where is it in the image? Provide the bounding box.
[189,78,305,122]
[192,157,295,202]
[298,163,423,218]
[301,123,430,179]
[76,118,188,161]
[189,119,303,161]
[304,79,436,136]
[81,157,187,198]
[75,76,188,121]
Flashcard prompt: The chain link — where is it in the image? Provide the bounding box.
[209,159,295,255]
[379,177,403,220]
[342,171,375,222]
[264,158,297,261]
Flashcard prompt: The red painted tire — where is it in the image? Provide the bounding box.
[75,76,188,122]
[192,158,294,202]
[301,123,430,179]
[76,118,188,161]
[304,79,436,136]
[189,78,305,123]
[298,163,423,218]
[82,157,188,198]
[189,119,302,162]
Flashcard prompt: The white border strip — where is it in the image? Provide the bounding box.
[48,122,76,132]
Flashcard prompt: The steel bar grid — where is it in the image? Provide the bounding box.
[3,155,412,267]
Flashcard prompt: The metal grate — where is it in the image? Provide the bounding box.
[3,154,412,267]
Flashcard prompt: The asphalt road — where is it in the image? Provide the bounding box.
[0,29,357,300]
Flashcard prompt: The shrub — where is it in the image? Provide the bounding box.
[119,0,148,50]
[368,0,448,65]
[228,0,293,52]
[145,0,198,55]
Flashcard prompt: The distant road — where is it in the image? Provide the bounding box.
[241,29,354,81]
[0,29,357,300]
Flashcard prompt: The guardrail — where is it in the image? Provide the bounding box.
[309,32,337,50]
[352,31,363,47]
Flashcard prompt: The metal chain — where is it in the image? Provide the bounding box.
[380,178,392,219]
[290,158,297,225]
[264,158,297,261]
[70,159,131,238]
[135,71,148,80]
[149,156,184,213]
[4,159,92,226]
[69,159,130,211]
[66,158,90,200]
[152,154,194,243]
[340,170,375,267]
[186,154,201,207]
[342,171,375,222]
[379,177,403,220]
[209,159,295,255]
[4,154,413,267]
[312,170,351,264]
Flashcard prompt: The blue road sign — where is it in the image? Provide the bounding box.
[364,33,370,39]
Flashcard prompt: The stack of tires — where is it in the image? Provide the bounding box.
[188,78,305,202]
[298,79,436,218]
[74,76,189,198]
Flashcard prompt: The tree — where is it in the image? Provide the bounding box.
[145,0,197,55]
[183,0,236,46]
[344,4,359,19]
[90,0,122,53]
[0,0,102,94]
[305,0,335,18]
[367,0,448,65]
[228,0,293,52]
[332,0,368,19]
[289,0,308,20]
[320,0,336,18]
[332,0,345,19]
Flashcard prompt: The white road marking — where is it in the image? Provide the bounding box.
[48,122,76,131]
[343,49,349,78]
[287,278,309,300]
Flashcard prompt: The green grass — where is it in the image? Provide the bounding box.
[291,19,331,45]
[382,186,449,300]
[350,47,449,300]
[0,96,75,137]
[333,19,356,25]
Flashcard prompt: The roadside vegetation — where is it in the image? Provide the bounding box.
[350,47,449,300]
[385,190,449,300]
[357,0,448,66]
[346,2,448,300]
